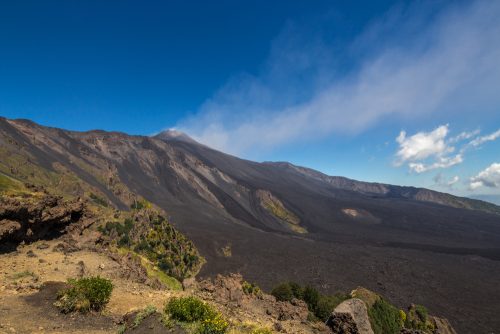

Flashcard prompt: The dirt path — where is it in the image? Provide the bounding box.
[0,240,174,334]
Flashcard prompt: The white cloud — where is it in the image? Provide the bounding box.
[470,163,500,189]
[177,1,500,156]
[449,129,480,144]
[395,125,451,165]
[394,124,465,173]
[469,129,500,147]
[408,154,463,173]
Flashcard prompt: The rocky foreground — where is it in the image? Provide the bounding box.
[0,191,459,334]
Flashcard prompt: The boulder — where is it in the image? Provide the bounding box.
[326,298,374,334]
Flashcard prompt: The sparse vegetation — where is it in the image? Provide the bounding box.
[130,198,152,210]
[133,305,157,328]
[89,192,109,207]
[221,244,232,257]
[271,282,349,321]
[164,296,228,334]
[100,211,202,281]
[55,276,113,313]
[250,328,273,334]
[9,270,37,280]
[0,173,24,193]
[242,281,262,296]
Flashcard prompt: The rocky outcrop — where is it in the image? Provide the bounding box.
[198,274,311,324]
[0,194,86,252]
[326,298,374,334]
[430,316,457,334]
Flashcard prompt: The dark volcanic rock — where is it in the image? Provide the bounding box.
[326,313,359,334]
[0,194,86,252]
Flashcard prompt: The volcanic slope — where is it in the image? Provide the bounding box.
[1,117,500,333]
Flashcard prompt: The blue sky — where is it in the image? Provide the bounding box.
[1,1,499,200]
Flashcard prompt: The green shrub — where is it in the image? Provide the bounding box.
[197,312,229,334]
[242,281,261,296]
[271,281,349,322]
[55,276,113,313]
[368,298,402,334]
[314,294,350,321]
[165,296,216,322]
[302,285,320,312]
[405,304,431,330]
[288,281,304,299]
[271,283,294,302]
[165,297,228,334]
[414,304,428,322]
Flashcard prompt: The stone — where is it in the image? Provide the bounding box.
[26,250,37,258]
[326,298,374,334]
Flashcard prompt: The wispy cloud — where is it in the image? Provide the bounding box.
[176,1,500,156]
[433,173,460,189]
[469,129,500,147]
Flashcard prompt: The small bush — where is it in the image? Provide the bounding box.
[405,304,432,331]
[251,327,273,334]
[197,312,229,334]
[165,297,228,334]
[133,305,157,328]
[271,281,349,322]
[314,294,350,321]
[302,285,320,312]
[414,304,428,322]
[242,281,261,296]
[288,281,304,299]
[368,298,402,334]
[271,283,294,302]
[165,296,216,322]
[55,276,113,313]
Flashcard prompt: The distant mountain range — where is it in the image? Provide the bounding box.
[468,194,500,205]
[1,116,500,333]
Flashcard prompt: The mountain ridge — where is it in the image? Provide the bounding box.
[1,116,500,333]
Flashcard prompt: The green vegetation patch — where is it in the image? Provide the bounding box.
[55,276,113,313]
[133,305,157,328]
[368,298,403,334]
[101,211,203,281]
[0,173,25,193]
[405,304,434,331]
[164,296,229,334]
[242,281,262,296]
[271,282,349,322]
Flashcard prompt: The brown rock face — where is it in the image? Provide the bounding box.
[0,194,85,252]
[198,273,309,322]
[326,299,374,334]
[431,316,458,334]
